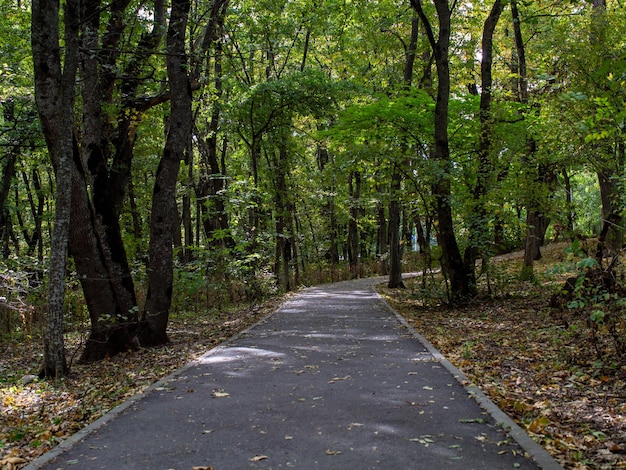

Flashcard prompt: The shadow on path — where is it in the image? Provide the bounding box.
[26,276,562,470]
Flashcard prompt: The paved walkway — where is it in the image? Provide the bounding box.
[27,277,562,470]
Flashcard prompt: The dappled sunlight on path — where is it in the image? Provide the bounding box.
[27,276,560,470]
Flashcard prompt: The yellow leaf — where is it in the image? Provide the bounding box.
[527,416,551,434]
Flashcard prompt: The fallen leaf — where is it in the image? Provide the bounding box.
[459,418,487,424]
[211,390,230,398]
[325,449,342,455]
[606,441,621,452]
[250,455,269,462]
[527,416,551,434]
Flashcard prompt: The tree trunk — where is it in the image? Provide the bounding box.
[388,12,420,289]
[194,11,234,249]
[597,169,623,257]
[69,0,168,361]
[316,145,340,267]
[141,0,192,346]
[270,136,295,292]
[463,0,505,292]
[510,0,544,281]
[70,154,139,362]
[181,147,194,263]
[377,199,388,274]
[411,0,470,302]
[589,0,623,256]
[20,170,45,257]
[0,143,17,259]
[32,0,80,378]
[348,171,361,279]
[388,166,404,288]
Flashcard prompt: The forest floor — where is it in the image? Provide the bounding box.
[0,297,289,469]
[1,243,625,469]
[380,243,626,469]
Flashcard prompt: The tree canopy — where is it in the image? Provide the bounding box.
[0,0,623,365]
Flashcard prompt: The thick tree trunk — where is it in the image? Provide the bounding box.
[141,0,192,346]
[68,0,168,361]
[70,157,138,362]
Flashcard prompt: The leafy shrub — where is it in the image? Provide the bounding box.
[549,241,626,363]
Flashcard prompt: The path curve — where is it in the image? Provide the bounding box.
[26,276,562,470]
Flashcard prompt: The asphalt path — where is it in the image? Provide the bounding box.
[26,276,562,470]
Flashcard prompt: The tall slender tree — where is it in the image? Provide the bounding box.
[463,0,506,287]
[410,0,471,301]
[141,0,193,344]
[31,0,80,377]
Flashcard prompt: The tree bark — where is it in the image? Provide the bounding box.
[590,1,623,256]
[348,171,361,279]
[463,0,505,292]
[388,12,420,289]
[388,166,404,288]
[141,0,192,346]
[272,139,293,291]
[597,169,623,257]
[32,0,80,378]
[316,145,340,268]
[411,0,470,301]
[70,0,167,361]
[194,2,234,249]
[510,0,545,280]
[0,140,17,259]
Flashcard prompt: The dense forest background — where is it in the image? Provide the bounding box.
[0,0,624,374]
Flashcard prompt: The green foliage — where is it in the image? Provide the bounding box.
[550,242,626,363]
[170,242,278,317]
[0,0,623,357]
